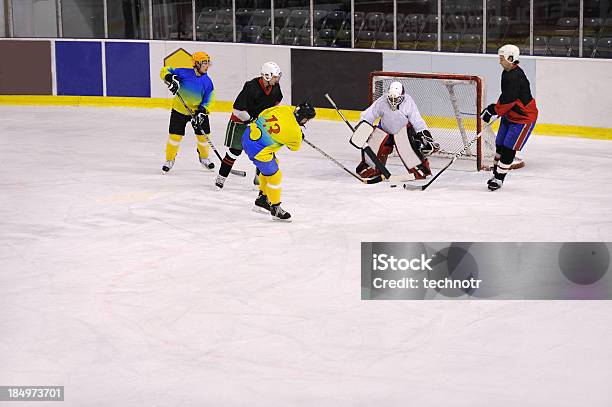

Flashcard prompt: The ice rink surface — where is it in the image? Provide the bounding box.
[1,106,612,406]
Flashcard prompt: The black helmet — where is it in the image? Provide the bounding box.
[294,102,316,124]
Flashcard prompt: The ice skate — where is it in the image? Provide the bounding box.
[198,153,215,171]
[252,191,271,214]
[270,203,291,221]
[214,174,226,190]
[487,177,504,191]
[161,160,174,174]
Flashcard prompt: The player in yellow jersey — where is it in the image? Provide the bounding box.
[160,51,215,174]
[242,102,316,221]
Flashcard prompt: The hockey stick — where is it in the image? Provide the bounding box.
[402,117,500,191]
[303,138,384,184]
[173,91,247,177]
[324,93,392,179]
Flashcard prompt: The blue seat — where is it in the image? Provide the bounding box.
[287,10,309,29]
[274,8,290,29]
[442,33,460,52]
[295,28,312,46]
[334,29,352,48]
[458,34,481,53]
[364,12,386,32]
[196,7,217,28]
[276,27,297,45]
[398,32,417,50]
[416,32,438,51]
[595,37,612,58]
[236,8,253,27]
[403,14,424,35]
[446,15,467,35]
[466,15,482,34]
[313,10,328,30]
[548,36,572,56]
[258,26,272,44]
[215,8,232,26]
[324,11,346,31]
[554,17,578,37]
[487,16,509,52]
[422,15,439,34]
[573,37,597,57]
[349,12,366,33]
[375,31,394,49]
[241,25,261,43]
[248,9,270,27]
[355,30,376,48]
[381,13,403,33]
[533,36,549,56]
[317,28,336,47]
[207,24,233,43]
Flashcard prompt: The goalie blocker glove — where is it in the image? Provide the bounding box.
[192,107,210,134]
[481,104,496,123]
[164,74,180,95]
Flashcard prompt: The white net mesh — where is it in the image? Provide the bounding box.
[370,72,496,170]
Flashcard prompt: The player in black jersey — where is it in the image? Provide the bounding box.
[215,62,283,189]
[481,44,538,191]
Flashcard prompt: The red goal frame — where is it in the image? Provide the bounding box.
[368,71,488,170]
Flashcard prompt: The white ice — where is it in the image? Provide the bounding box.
[1,106,612,406]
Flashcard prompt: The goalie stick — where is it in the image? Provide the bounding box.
[324,93,392,180]
[402,117,500,191]
[173,91,247,177]
[303,138,384,184]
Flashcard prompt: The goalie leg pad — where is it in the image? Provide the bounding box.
[357,128,392,177]
[395,127,436,179]
[394,127,425,170]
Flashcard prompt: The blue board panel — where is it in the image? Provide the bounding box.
[105,42,151,97]
[55,41,102,96]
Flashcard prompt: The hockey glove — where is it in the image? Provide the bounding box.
[164,74,180,95]
[192,108,210,134]
[481,104,496,123]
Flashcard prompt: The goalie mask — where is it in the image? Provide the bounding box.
[294,102,316,125]
[261,61,282,81]
[387,81,405,111]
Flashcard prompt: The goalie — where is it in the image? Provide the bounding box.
[355,81,439,180]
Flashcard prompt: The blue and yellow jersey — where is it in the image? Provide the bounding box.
[247,106,303,161]
[160,66,214,115]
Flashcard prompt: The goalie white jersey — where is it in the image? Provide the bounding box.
[360,93,428,135]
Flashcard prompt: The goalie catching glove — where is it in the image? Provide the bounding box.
[415,129,439,156]
[191,107,210,134]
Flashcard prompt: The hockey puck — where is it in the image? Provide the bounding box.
[390,184,397,188]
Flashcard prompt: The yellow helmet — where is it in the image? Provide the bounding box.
[192,52,210,66]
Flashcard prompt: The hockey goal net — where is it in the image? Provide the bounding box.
[369,71,496,171]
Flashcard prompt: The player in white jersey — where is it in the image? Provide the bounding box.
[356,81,439,179]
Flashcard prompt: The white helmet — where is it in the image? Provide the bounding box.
[387,81,405,111]
[261,61,282,81]
[498,44,520,63]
